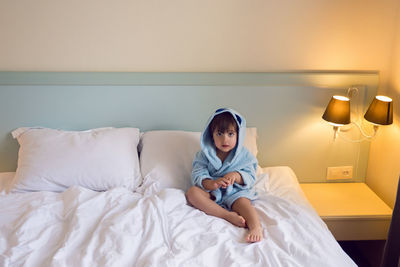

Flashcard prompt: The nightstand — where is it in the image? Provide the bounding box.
[300,183,393,241]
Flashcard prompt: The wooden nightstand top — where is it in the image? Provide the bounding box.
[300,183,392,219]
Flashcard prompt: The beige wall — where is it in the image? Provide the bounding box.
[1,0,400,205]
[366,4,400,208]
[0,1,397,81]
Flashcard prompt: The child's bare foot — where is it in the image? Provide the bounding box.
[246,227,263,243]
[225,211,246,227]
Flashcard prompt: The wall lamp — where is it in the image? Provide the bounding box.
[322,89,393,141]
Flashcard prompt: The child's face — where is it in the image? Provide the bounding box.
[212,124,237,153]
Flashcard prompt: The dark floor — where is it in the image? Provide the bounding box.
[339,240,386,267]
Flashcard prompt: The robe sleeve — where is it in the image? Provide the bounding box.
[191,151,212,190]
[234,150,258,190]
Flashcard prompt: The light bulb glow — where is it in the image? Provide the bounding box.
[376,95,392,102]
[333,95,350,101]
[328,122,345,127]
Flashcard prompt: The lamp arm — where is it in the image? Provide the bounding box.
[351,121,378,138]
[347,87,359,99]
[338,122,378,142]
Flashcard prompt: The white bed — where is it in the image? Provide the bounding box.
[0,127,356,267]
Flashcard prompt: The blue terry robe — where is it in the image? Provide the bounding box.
[191,108,258,210]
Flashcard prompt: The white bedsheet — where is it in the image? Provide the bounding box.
[0,167,355,267]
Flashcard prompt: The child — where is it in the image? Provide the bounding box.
[186,108,263,243]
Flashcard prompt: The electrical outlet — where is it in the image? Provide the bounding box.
[326,166,353,180]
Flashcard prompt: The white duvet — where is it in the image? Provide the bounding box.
[0,167,356,267]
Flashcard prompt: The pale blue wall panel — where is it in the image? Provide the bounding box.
[0,72,379,182]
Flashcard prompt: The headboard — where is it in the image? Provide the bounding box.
[0,71,379,183]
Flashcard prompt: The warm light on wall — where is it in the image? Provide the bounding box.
[322,90,393,141]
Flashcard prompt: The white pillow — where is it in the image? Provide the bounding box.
[139,128,258,191]
[0,172,15,193]
[11,127,141,192]
[261,166,313,207]
[243,127,258,157]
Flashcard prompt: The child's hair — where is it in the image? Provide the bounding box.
[209,112,238,135]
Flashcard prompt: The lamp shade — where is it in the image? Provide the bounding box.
[364,95,393,125]
[322,95,351,125]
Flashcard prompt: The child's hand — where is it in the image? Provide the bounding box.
[202,172,242,190]
[222,172,241,186]
[202,179,220,191]
[214,177,231,189]
[215,172,239,189]
[202,178,230,190]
